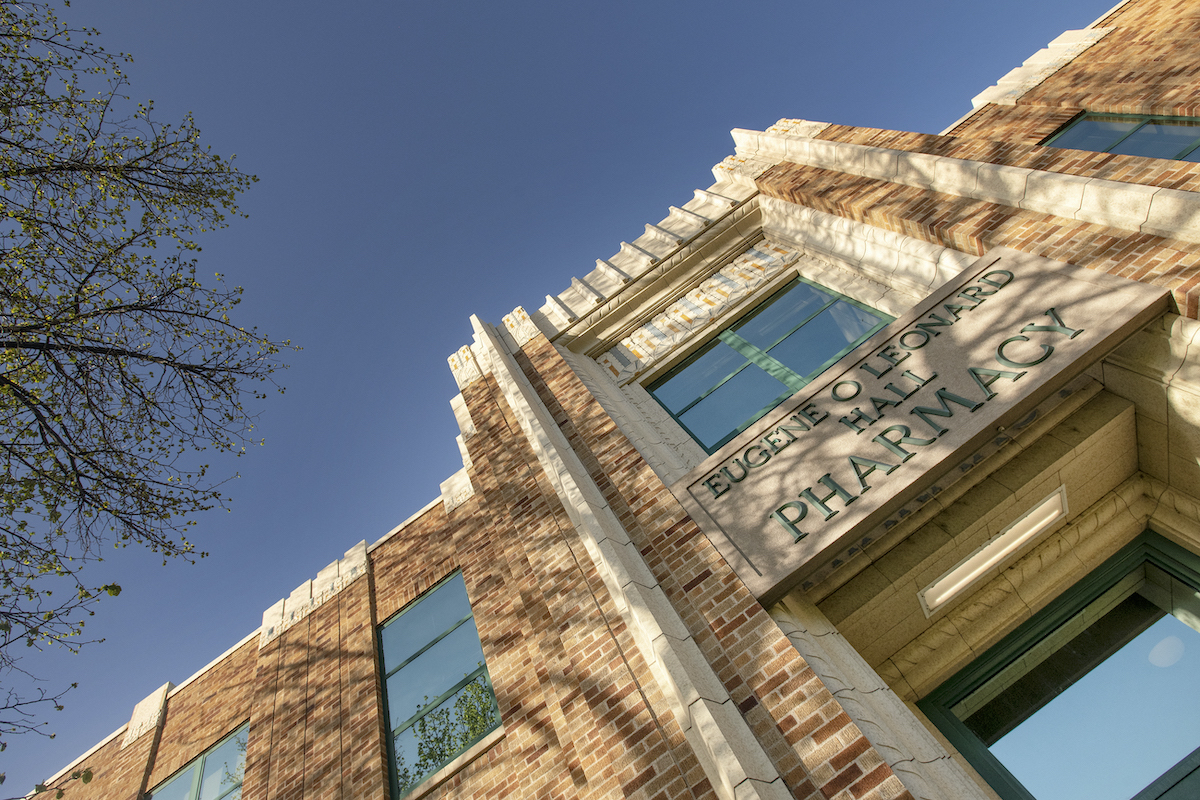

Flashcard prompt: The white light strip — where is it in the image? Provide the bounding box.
[919,486,1068,616]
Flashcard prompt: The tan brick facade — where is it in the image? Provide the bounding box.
[41,1,1200,798]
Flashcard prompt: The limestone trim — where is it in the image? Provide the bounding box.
[469,316,792,800]
[769,596,990,800]
[760,196,975,304]
[122,682,173,749]
[559,345,704,485]
[880,472,1200,702]
[502,305,541,347]
[537,180,758,345]
[970,28,1114,109]
[448,344,485,390]
[732,122,1200,244]
[259,541,369,647]
[439,467,475,512]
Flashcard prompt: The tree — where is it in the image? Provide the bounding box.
[0,0,289,772]
[393,674,501,796]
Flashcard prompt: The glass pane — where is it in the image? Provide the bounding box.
[392,674,500,797]
[198,727,248,800]
[1111,120,1200,159]
[148,765,197,800]
[1048,117,1137,152]
[678,367,789,450]
[767,302,879,380]
[961,589,1200,800]
[382,574,473,672]
[650,341,747,414]
[733,281,833,349]
[387,616,487,731]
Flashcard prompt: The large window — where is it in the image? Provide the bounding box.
[147,724,248,800]
[1044,114,1200,161]
[920,532,1200,800]
[380,571,501,798]
[647,276,889,451]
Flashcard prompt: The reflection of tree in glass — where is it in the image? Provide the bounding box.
[394,673,499,796]
[218,733,248,794]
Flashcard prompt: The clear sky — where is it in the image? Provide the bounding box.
[3,0,1121,794]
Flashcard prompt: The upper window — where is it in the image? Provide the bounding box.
[147,724,248,800]
[380,571,501,798]
[919,532,1200,800]
[647,276,889,452]
[1044,114,1200,161]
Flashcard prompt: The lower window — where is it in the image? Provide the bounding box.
[147,724,248,800]
[920,532,1200,800]
[379,571,501,797]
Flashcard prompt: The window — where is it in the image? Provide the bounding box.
[647,276,889,451]
[1043,114,1200,161]
[919,532,1200,800]
[147,724,247,800]
[380,571,501,798]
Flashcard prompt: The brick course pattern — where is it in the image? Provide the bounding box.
[511,336,912,800]
[757,162,1200,319]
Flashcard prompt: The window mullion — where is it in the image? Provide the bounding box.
[383,612,473,680]
[719,330,807,390]
[1105,117,1148,152]
[391,664,489,737]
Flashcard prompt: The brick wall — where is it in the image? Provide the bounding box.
[512,336,911,800]
[947,0,1200,139]
[757,163,1200,318]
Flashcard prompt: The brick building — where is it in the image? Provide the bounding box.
[40,0,1200,798]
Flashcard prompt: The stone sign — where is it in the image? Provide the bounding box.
[673,248,1170,601]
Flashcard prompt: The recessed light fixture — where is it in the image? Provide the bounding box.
[919,486,1068,616]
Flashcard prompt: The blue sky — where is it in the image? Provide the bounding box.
[3,0,1120,793]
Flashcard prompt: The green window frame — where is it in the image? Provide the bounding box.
[1043,114,1200,162]
[647,275,890,452]
[919,531,1200,800]
[146,724,248,800]
[379,571,501,798]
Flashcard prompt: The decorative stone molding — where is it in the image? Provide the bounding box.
[770,597,988,800]
[735,121,1200,244]
[259,541,368,647]
[570,277,604,305]
[595,243,801,383]
[644,222,684,246]
[440,467,475,513]
[620,240,658,266]
[971,28,1113,108]
[448,345,484,390]
[122,682,173,749]
[712,153,775,188]
[765,118,831,139]
[503,306,542,347]
[593,258,632,285]
[450,393,477,439]
[471,318,792,800]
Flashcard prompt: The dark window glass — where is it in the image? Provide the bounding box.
[380,572,501,798]
[648,278,889,451]
[148,725,248,800]
[1045,114,1200,161]
[921,533,1200,800]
